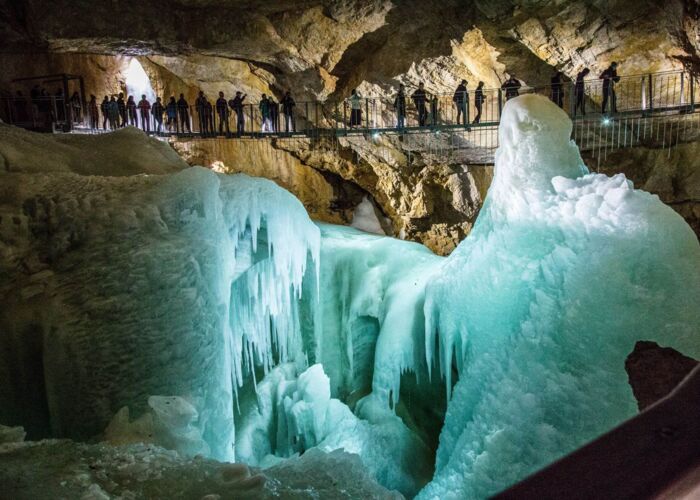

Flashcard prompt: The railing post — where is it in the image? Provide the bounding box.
[680,72,685,108]
[497,89,503,121]
[305,102,309,135]
[569,81,575,118]
[691,74,696,113]
[648,74,653,113]
[641,76,646,112]
[365,98,369,130]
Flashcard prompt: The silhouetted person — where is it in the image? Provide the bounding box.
[107,96,119,129]
[100,95,109,129]
[137,95,151,132]
[229,91,246,137]
[166,96,178,132]
[394,84,406,129]
[502,76,521,101]
[88,94,99,129]
[575,68,590,116]
[453,79,468,125]
[259,94,272,132]
[70,91,82,125]
[117,92,126,127]
[152,97,164,133]
[195,91,208,135]
[281,91,296,132]
[473,81,485,124]
[177,93,191,133]
[600,62,620,114]
[216,91,230,135]
[269,96,279,132]
[126,95,137,126]
[551,71,564,108]
[204,99,214,135]
[412,83,427,126]
[349,89,363,128]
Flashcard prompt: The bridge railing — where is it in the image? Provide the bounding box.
[2,70,697,136]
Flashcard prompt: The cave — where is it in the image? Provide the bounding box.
[1,2,700,499]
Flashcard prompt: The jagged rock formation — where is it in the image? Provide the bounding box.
[2,0,700,251]
[625,341,699,411]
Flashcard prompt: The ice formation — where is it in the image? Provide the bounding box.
[2,94,700,499]
[418,95,700,498]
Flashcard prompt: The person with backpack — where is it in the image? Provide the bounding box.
[216,91,230,135]
[453,79,468,126]
[473,81,485,124]
[574,68,590,116]
[100,95,109,129]
[281,91,296,133]
[117,92,127,127]
[204,98,214,136]
[152,96,165,134]
[551,71,564,108]
[600,62,620,114]
[166,96,178,132]
[177,93,191,133]
[394,84,406,129]
[501,76,521,101]
[411,83,428,127]
[137,95,151,132]
[229,91,247,137]
[126,95,138,126]
[195,91,209,136]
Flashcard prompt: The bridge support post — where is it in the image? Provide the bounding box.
[648,74,653,114]
[498,89,503,121]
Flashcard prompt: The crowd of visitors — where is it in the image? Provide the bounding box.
[3,62,627,136]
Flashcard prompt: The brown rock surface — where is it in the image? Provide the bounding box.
[625,340,699,411]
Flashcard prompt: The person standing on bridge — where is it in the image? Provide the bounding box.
[551,71,564,108]
[473,81,485,124]
[349,89,363,128]
[70,91,82,125]
[126,95,138,127]
[259,94,272,133]
[394,84,406,129]
[216,91,230,136]
[600,62,620,114]
[412,83,428,127]
[229,91,247,137]
[177,93,191,133]
[453,79,468,126]
[137,94,151,132]
[100,96,109,129]
[152,96,164,134]
[88,94,99,130]
[282,91,296,133]
[117,92,127,127]
[502,76,521,101]
[107,95,119,130]
[574,68,590,116]
[166,96,177,132]
[195,91,209,136]
[269,96,279,132]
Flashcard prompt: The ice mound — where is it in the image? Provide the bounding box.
[0,166,319,462]
[418,95,700,498]
[0,437,400,499]
[0,123,187,175]
[236,363,431,496]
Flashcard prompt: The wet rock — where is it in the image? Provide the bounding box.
[625,340,699,411]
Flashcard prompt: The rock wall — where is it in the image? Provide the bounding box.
[2,0,700,251]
